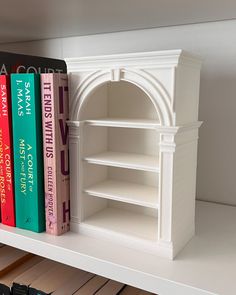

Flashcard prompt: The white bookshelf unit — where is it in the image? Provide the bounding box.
[66,50,202,259]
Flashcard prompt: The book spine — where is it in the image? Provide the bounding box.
[56,75,70,235]
[11,74,45,232]
[0,75,15,226]
[29,287,48,295]
[41,74,57,234]
[41,74,70,235]
[0,51,67,75]
[0,284,11,295]
[12,283,28,295]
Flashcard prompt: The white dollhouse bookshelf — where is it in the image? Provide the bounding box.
[66,50,202,259]
[0,48,235,294]
[0,1,235,289]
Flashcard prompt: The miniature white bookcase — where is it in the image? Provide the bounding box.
[66,50,202,259]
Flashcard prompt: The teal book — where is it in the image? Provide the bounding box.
[11,74,45,232]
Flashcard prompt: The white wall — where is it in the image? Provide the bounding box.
[1,19,236,206]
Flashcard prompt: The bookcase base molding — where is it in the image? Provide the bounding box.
[66,50,202,259]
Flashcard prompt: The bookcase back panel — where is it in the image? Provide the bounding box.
[83,165,159,210]
[82,198,158,241]
[83,195,108,219]
[108,128,159,156]
[79,81,159,122]
[80,83,108,120]
[84,165,158,187]
[83,125,108,156]
[108,81,159,120]
[108,200,158,218]
[83,125,159,157]
[83,163,108,187]
[83,197,158,219]
[108,167,158,187]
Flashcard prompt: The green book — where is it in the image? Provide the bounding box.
[11,73,45,232]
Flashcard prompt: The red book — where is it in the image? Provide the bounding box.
[0,75,15,226]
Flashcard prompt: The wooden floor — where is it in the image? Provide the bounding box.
[0,244,154,294]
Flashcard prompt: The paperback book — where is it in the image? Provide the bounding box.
[41,73,70,235]
[0,51,67,75]
[11,73,45,232]
[0,75,15,227]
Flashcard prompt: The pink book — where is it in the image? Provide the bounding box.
[41,73,70,235]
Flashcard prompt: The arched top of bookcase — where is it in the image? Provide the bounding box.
[70,68,173,126]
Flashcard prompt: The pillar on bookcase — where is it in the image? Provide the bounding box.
[68,121,82,228]
[158,132,176,244]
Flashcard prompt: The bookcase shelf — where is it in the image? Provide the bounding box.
[0,201,235,295]
[81,207,158,241]
[85,118,160,129]
[0,2,233,44]
[84,152,159,172]
[84,180,159,209]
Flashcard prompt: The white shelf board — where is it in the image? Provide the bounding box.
[0,1,236,43]
[0,201,235,295]
[84,152,159,172]
[82,207,158,241]
[84,180,158,209]
[85,118,160,129]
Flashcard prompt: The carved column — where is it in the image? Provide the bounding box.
[68,121,83,226]
[158,132,176,243]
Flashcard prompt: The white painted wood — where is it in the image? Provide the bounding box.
[85,118,160,129]
[66,50,201,74]
[66,50,201,126]
[0,201,235,295]
[108,128,158,158]
[82,126,159,159]
[1,1,236,43]
[171,139,198,257]
[67,50,201,259]
[84,180,158,209]
[108,200,158,217]
[84,152,159,172]
[82,207,158,241]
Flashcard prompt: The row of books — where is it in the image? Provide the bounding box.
[0,245,150,295]
[0,51,70,235]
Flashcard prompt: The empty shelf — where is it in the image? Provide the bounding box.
[82,207,158,241]
[85,118,160,129]
[84,152,159,172]
[84,180,158,209]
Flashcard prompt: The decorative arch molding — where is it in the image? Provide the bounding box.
[70,69,174,126]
